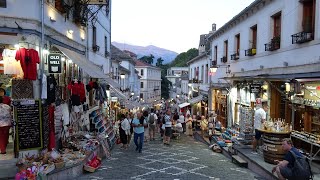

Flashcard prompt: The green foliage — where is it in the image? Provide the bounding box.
[139,54,154,64]
[169,48,198,67]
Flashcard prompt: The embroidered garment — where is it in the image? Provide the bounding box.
[0,103,11,127]
[2,49,23,77]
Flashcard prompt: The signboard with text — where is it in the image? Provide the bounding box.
[48,53,62,74]
[304,82,320,101]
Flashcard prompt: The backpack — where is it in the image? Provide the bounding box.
[289,150,313,179]
[149,113,155,124]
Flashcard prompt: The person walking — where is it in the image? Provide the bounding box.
[148,109,158,141]
[119,114,130,150]
[127,113,134,144]
[143,111,149,142]
[132,112,147,153]
[178,112,185,133]
[185,114,193,136]
[163,109,172,145]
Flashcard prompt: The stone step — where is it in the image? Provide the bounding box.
[232,155,248,168]
[0,158,18,179]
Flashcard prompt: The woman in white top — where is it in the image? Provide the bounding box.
[185,114,193,136]
[119,114,130,149]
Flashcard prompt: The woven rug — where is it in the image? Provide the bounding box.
[11,79,33,99]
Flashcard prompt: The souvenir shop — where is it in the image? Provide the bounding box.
[0,41,118,179]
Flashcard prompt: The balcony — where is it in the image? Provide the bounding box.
[154,86,160,91]
[93,45,100,52]
[221,56,227,63]
[245,48,256,56]
[265,37,280,51]
[230,53,239,60]
[291,31,313,44]
[212,60,217,66]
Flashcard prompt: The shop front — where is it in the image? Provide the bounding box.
[0,41,121,179]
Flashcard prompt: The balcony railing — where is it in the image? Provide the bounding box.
[221,56,227,63]
[291,31,313,44]
[245,48,256,56]
[188,78,203,84]
[264,36,280,51]
[212,60,217,66]
[154,86,160,91]
[230,53,239,60]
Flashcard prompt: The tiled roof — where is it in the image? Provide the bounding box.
[135,59,151,67]
[111,45,132,60]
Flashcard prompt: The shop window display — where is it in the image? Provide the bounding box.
[0,43,115,179]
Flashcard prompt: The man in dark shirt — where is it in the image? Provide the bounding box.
[272,138,303,180]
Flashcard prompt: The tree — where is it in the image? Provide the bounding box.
[139,54,154,64]
[155,57,164,67]
[170,48,198,67]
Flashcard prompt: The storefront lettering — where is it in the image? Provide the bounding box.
[48,53,62,74]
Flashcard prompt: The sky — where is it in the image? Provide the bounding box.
[111,0,255,53]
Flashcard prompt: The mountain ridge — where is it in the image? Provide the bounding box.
[112,42,178,64]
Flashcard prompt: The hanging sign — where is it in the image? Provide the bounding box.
[48,53,62,74]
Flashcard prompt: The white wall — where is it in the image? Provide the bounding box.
[188,56,210,92]
[210,0,320,81]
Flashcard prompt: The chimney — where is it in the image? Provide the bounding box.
[212,23,216,32]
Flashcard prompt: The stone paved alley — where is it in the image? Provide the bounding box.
[79,134,263,180]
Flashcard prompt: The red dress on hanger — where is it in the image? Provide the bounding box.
[48,105,55,150]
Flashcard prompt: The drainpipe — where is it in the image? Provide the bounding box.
[40,0,45,99]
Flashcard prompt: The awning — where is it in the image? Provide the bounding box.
[54,45,108,79]
[110,87,127,100]
[54,45,127,100]
[188,95,203,104]
[178,102,190,108]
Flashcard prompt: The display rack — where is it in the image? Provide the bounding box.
[239,106,254,143]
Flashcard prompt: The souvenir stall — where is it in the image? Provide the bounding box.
[0,42,117,179]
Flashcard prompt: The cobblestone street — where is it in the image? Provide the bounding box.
[79,134,261,180]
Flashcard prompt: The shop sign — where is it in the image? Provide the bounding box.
[48,53,62,74]
[111,97,118,102]
[250,82,261,94]
[304,82,320,101]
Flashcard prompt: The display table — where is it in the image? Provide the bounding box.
[256,129,291,164]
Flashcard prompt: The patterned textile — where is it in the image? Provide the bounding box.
[11,79,33,99]
[0,103,11,127]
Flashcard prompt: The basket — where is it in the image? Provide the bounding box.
[54,161,65,169]
[83,164,100,173]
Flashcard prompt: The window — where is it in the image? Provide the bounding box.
[205,64,208,84]
[251,25,257,48]
[92,26,97,47]
[140,82,144,88]
[0,0,7,8]
[273,12,281,38]
[302,0,315,33]
[201,65,204,81]
[141,69,144,76]
[235,34,240,55]
[140,93,143,99]
[214,46,218,61]
[104,36,109,57]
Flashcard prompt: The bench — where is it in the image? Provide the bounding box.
[232,155,248,168]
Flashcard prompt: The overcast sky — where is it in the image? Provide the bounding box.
[111,0,255,53]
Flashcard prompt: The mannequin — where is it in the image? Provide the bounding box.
[0,88,12,154]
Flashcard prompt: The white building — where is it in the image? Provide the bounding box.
[186,34,211,116]
[166,67,188,100]
[110,45,141,104]
[135,60,161,105]
[0,0,124,95]
[207,0,320,128]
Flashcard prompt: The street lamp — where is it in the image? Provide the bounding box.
[120,73,125,91]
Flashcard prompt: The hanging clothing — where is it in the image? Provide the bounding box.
[47,75,57,104]
[48,105,55,150]
[15,48,40,80]
[41,74,47,99]
[2,49,24,77]
[68,81,85,105]
[0,103,11,127]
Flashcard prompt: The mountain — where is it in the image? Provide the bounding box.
[112,42,178,64]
